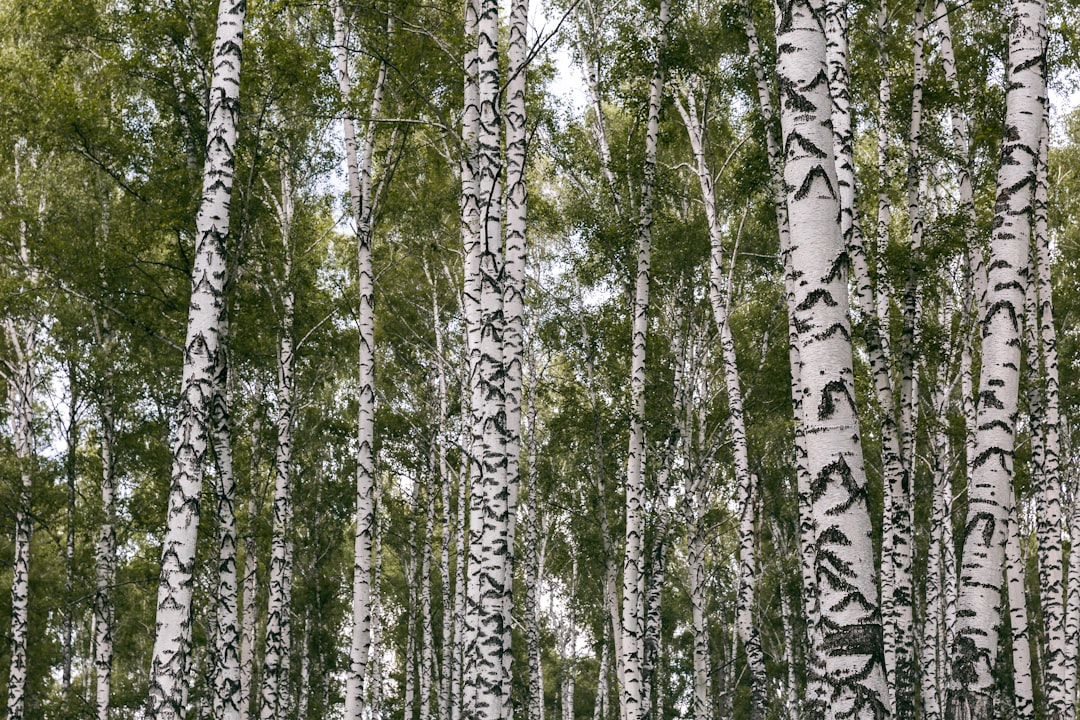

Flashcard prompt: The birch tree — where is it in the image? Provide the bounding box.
[774,0,889,715]
[146,1,245,716]
[947,0,1045,715]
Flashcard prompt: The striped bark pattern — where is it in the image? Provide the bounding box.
[95,378,117,720]
[774,0,889,716]
[147,2,244,716]
[946,0,1045,715]
[260,195,296,720]
[1006,487,1035,720]
[4,314,35,720]
[622,6,669,720]
[212,380,241,720]
[333,5,387,715]
[742,6,825,710]
[1030,107,1068,720]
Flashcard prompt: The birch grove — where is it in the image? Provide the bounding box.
[3,0,1080,718]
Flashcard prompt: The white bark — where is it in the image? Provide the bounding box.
[947,0,1045,715]
[259,172,297,720]
[1006,487,1035,720]
[240,414,262,720]
[333,6,388,716]
[622,7,669,720]
[147,1,244,715]
[95,357,117,720]
[741,6,823,710]
[774,0,889,716]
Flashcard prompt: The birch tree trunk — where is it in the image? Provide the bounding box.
[622,6,669,720]
[260,172,297,720]
[94,341,118,720]
[500,0,528,708]
[1030,103,1068,720]
[147,2,244,715]
[774,0,889,716]
[240,412,262,720]
[333,5,388,715]
[1006,487,1035,720]
[212,369,241,720]
[946,0,1045,715]
[741,6,823,710]
[674,80,765,720]
[3,246,36,720]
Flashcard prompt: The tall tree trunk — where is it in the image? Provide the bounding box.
[259,172,297,720]
[1006,487,1036,720]
[421,483,436,720]
[212,368,241,720]
[429,262,455,720]
[240,413,262,720]
[687,528,711,720]
[622,6,669,720]
[333,5,388,715]
[94,339,118,720]
[147,1,245,715]
[946,0,1045,715]
[741,6,822,711]
[1031,102,1067,720]
[525,318,545,720]
[774,0,890,716]
[63,360,78,700]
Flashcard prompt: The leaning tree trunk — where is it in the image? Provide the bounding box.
[774,0,890,717]
[946,0,1045,716]
[675,80,765,720]
[147,1,244,716]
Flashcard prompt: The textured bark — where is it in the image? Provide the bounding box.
[622,6,669,720]
[259,173,297,720]
[742,5,822,711]
[774,0,889,716]
[1030,106,1067,720]
[430,263,455,720]
[239,414,261,720]
[1006,487,1035,720]
[687,529,711,720]
[462,0,514,712]
[147,2,244,715]
[95,355,117,720]
[525,327,545,720]
[211,370,241,720]
[333,5,387,716]
[3,245,36,720]
[946,0,1044,715]
[501,0,528,711]
[421,484,436,720]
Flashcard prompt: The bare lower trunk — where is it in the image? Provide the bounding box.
[622,7,669,720]
[1006,487,1035,720]
[775,0,889,715]
[147,2,245,715]
[947,0,1045,715]
[333,6,387,715]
